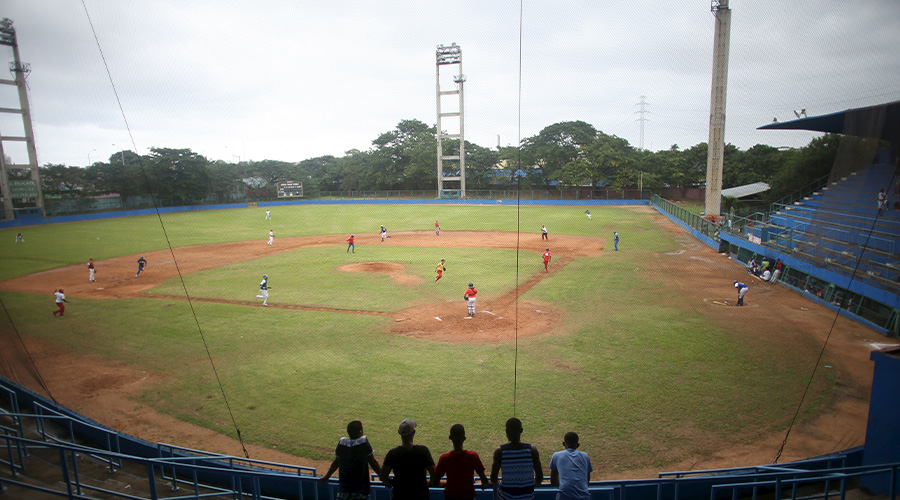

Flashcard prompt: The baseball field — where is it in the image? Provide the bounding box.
[0,203,893,479]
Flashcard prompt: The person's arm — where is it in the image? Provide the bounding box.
[379,463,393,488]
[490,447,501,487]
[531,445,542,486]
[550,469,559,486]
[368,454,382,477]
[430,457,443,487]
[479,470,491,490]
[426,462,437,486]
[318,457,339,484]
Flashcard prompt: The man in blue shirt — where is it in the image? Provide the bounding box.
[549,432,593,500]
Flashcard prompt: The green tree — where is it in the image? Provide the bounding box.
[580,132,638,189]
[463,142,501,190]
[369,119,436,190]
[145,148,210,204]
[40,164,87,199]
[85,150,147,205]
[207,160,244,202]
[521,121,598,186]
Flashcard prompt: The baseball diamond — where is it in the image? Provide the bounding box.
[0,204,893,480]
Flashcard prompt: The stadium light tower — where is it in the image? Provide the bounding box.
[436,43,466,199]
[0,18,45,220]
[704,0,731,222]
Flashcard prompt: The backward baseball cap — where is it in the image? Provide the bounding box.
[398,418,417,436]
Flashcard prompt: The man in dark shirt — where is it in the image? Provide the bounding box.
[319,420,382,500]
[380,418,436,500]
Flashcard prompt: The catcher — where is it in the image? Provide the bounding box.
[435,259,446,283]
[463,282,477,317]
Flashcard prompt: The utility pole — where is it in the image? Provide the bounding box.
[634,95,650,151]
[704,0,731,222]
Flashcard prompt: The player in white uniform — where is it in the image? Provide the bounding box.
[268,229,274,245]
[380,225,387,242]
[256,274,270,306]
[88,258,95,282]
[265,209,271,220]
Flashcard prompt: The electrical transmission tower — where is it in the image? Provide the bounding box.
[435,43,465,199]
[704,0,731,221]
[634,95,650,150]
[0,18,44,220]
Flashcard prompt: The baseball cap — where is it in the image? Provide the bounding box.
[468,283,474,287]
[263,274,268,278]
[398,418,417,436]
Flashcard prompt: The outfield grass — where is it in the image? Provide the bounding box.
[0,204,831,473]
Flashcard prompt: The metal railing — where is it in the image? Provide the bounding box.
[651,194,721,240]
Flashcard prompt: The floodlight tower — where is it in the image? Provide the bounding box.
[436,43,466,198]
[0,18,44,220]
[704,0,731,221]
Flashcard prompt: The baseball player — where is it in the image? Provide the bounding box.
[585,209,592,220]
[256,274,270,306]
[268,229,274,246]
[541,225,548,240]
[265,209,271,220]
[136,256,147,277]
[435,220,440,236]
[435,259,446,283]
[381,225,387,242]
[614,232,619,251]
[347,234,355,253]
[464,283,478,317]
[15,232,23,243]
[543,248,552,272]
[53,289,68,316]
[88,258,96,282]
[734,280,748,306]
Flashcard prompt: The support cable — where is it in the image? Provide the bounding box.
[512,0,525,417]
[79,0,250,459]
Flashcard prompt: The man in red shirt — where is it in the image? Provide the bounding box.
[431,424,489,500]
[346,234,355,253]
[543,248,551,272]
[464,283,477,317]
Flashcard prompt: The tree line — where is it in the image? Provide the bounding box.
[35,118,851,206]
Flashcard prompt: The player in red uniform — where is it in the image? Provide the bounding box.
[346,234,355,253]
[543,248,551,272]
[464,283,477,317]
[53,289,68,316]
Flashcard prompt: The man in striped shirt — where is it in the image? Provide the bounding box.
[491,418,543,500]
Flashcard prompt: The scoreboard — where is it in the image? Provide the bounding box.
[277,181,304,198]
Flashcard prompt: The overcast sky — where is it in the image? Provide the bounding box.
[2,1,899,167]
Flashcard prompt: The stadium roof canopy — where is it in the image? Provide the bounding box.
[721,182,770,199]
[758,100,900,144]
